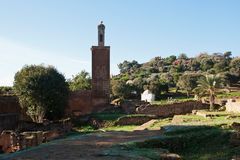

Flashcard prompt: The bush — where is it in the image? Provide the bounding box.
[14,65,69,123]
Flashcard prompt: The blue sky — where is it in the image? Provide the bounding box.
[0,0,240,86]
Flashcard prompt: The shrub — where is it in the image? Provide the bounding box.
[14,65,68,123]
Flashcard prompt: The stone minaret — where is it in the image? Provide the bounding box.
[98,21,105,46]
[91,22,110,109]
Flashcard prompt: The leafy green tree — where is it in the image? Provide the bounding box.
[189,59,201,71]
[14,65,68,123]
[118,60,141,74]
[111,80,133,99]
[178,53,188,60]
[223,72,240,86]
[132,77,147,96]
[200,58,214,71]
[144,76,168,99]
[194,74,223,111]
[68,70,91,91]
[164,55,177,65]
[177,73,203,97]
[0,86,14,95]
[223,51,232,65]
[230,57,240,75]
[160,73,175,87]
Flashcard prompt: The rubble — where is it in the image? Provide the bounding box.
[0,118,72,153]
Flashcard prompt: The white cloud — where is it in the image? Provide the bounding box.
[0,37,90,86]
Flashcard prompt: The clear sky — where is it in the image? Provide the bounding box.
[0,0,240,86]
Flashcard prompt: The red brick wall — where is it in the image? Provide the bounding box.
[66,90,93,116]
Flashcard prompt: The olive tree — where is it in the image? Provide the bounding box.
[14,65,68,123]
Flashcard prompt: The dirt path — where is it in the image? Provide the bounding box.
[134,120,158,131]
[1,130,162,160]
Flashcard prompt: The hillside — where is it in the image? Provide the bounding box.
[112,52,240,100]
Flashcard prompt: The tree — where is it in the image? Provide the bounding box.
[118,60,141,74]
[200,58,214,71]
[164,55,177,65]
[0,86,14,95]
[14,65,68,123]
[223,51,232,61]
[194,74,223,111]
[178,53,188,60]
[111,80,133,99]
[177,73,202,97]
[68,70,91,91]
[189,59,200,71]
[230,57,240,75]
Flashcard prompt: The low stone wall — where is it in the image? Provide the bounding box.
[120,100,149,114]
[226,99,240,113]
[136,101,209,117]
[115,115,156,126]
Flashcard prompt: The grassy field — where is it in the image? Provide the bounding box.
[73,110,240,159]
[217,90,240,98]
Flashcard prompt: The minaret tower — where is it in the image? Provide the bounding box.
[98,21,105,46]
[91,22,110,109]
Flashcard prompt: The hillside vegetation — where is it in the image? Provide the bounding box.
[111,52,240,100]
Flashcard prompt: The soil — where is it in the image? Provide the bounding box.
[1,130,162,160]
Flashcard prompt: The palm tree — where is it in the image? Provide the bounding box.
[194,74,223,111]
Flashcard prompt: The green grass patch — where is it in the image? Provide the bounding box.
[73,125,97,133]
[89,112,126,121]
[103,125,137,131]
[217,91,240,98]
[148,118,172,130]
[151,97,194,105]
[127,126,239,160]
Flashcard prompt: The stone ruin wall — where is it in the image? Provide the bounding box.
[136,101,209,117]
[226,99,240,113]
[66,90,93,116]
[0,90,106,132]
[0,96,21,132]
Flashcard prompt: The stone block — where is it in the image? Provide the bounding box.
[160,153,182,160]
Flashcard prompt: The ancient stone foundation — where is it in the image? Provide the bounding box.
[0,118,72,153]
